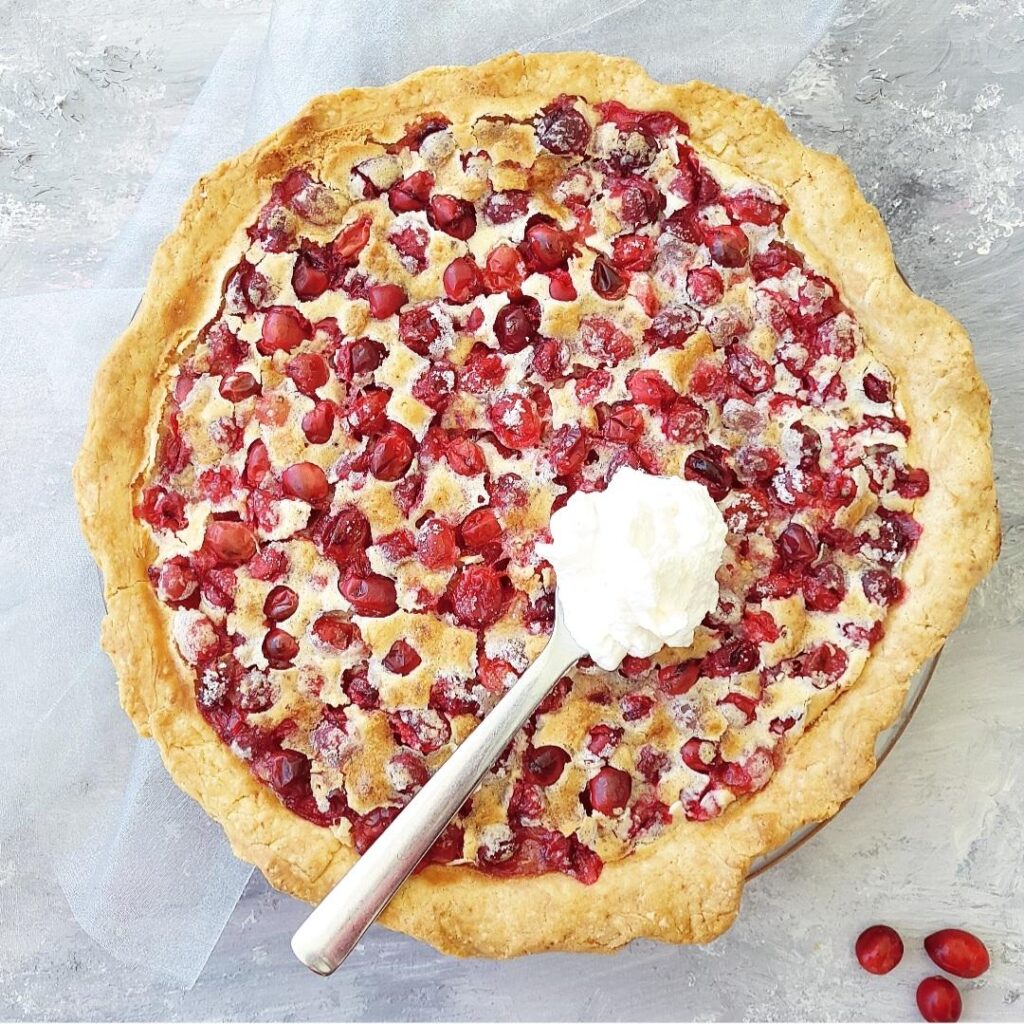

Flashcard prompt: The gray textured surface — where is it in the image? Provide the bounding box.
[2,0,1023,1019]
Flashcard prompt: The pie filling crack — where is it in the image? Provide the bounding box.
[75,53,998,956]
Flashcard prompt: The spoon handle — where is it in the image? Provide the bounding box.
[291,615,583,975]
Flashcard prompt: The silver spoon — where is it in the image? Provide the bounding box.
[291,599,584,975]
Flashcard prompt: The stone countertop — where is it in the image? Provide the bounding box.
[2,0,1022,1019]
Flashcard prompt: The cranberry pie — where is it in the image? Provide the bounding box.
[75,53,998,956]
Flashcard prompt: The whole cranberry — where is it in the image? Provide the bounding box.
[855,924,904,975]
[916,977,962,1023]
[924,929,990,979]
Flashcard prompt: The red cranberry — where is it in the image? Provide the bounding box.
[494,297,541,353]
[341,337,385,378]
[802,562,847,612]
[895,466,931,499]
[611,233,656,272]
[291,250,331,300]
[483,189,530,225]
[681,737,717,773]
[369,429,415,481]
[219,371,260,402]
[635,746,669,784]
[658,661,701,696]
[389,751,429,792]
[684,449,734,501]
[259,307,311,355]
[855,924,904,975]
[574,367,612,405]
[524,745,571,786]
[389,707,451,754]
[591,255,628,300]
[263,585,298,622]
[347,388,391,436]
[443,256,484,304]
[535,99,591,155]
[705,224,749,267]
[796,642,849,688]
[301,401,335,444]
[411,367,453,415]
[687,266,724,305]
[547,269,577,301]
[285,352,329,394]
[620,693,654,720]
[340,574,398,616]
[610,176,663,228]
[416,518,460,569]
[382,639,422,676]
[482,244,525,294]
[726,344,775,394]
[776,523,819,567]
[310,506,372,564]
[459,343,505,393]
[345,666,379,710]
[262,627,298,668]
[750,240,804,281]
[446,436,486,476]
[201,567,236,610]
[206,322,249,374]
[916,977,962,1023]
[627,370,676,409]
[530,337,568,381]
[488,393,542,450]
[595,99,687,137]
[367,283,407,319]
[254,748,310,793]
[579,314,634,365]
[724,191,786,226]
[332,216,371,265]
[392,475,423,517]
[282,462,330,502]
[388,169,434,213]
[351,806,400,854]
[521,220,574,272]
[155,558,198,604]
[703,638,759,677]
[644,305,698,350]
[459,507,502,551]
[924,929,990,979]
[547,423,588,477]
[311,612,360,650]
[586,767,632,816]
[602,402,644,444]
[662,397,708,444]
[429,676,479,718]
[863,372,893,403]
[449,564,504,627]
[389,224,429,273]
[244,441,270,487]
[398,305,445,357]
[862,569,905,606]
[427,194,476,240]
[587,725,623,755]
[204,521,256,565]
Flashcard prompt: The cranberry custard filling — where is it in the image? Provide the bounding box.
[134,94,928,884]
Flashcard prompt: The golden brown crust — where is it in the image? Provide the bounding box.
[74,51,999,956]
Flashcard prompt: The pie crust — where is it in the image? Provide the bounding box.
[74,52,999,956]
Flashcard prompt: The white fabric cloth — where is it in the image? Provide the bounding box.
[0,0,842,988]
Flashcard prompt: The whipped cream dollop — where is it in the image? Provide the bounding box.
[538,467,727,671]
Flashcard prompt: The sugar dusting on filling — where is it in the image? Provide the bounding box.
[134,95,930,884]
